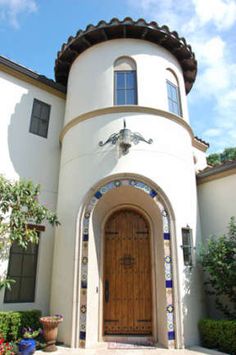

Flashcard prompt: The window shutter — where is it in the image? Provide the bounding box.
[29,99,51,138]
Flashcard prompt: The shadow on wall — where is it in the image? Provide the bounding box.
[8,91,36,180]
[7,88,62,190]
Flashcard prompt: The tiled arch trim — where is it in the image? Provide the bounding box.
[79,178,175,348]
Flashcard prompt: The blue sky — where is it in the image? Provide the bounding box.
[0,0,236,154]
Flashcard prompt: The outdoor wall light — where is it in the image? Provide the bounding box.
[99,120,153,155]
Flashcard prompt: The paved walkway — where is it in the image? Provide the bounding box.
[36,345,228,355]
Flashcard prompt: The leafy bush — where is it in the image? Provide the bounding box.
[0,310,41,341]
[200,217,236,319]
[0,175,60,290]
[199,319,236,354]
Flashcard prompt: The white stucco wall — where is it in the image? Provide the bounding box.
[198,173,236,318]
[64,39,189,125]
[52,110,205,347]
[0,70,65,313]
[193,146,208,172]
[198,174,236,237]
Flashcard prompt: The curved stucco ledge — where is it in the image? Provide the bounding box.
[60,106,194,143]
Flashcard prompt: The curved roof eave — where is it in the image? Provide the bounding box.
[55,17,197,94]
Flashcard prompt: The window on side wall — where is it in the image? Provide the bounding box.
[114,57,137,105]
[29,99,51,138]
[166,69,182,117]
[4,238,39,303]
[181,227,193,266]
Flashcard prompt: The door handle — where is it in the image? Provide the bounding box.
[105,279,109,303]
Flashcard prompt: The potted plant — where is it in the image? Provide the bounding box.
[40,315,63,352]
[18,328,41,355]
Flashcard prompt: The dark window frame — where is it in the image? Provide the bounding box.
[4,231,41,303]
[166,80,182,117]
[114,70,138,105]
[29,99,51,138]
[181,227,193,267]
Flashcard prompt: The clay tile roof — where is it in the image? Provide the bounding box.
[197,159,236,179]
[55,17,197,93]
[194,136,210,147]
[0,55,66,94]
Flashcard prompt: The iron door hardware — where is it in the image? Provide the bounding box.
[105,279,109,303]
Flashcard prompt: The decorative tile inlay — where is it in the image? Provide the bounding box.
[164,232,170,240]
[167,305,174,313]
[82,257,88,265]
[78,178,175,347]
[166,280,173,288]
[149,189,157,198]
[80,305,87,313]
[80,331,86,340]
[168,331,175,341]
[94,191,102,199]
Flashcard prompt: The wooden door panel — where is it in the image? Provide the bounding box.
[103,209,152,335]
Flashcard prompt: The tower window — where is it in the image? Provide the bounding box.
[115,71,137,105]
[4,240,39,303]
[29,99,51,138]
[167,80,182,116]
[114,57,137,106]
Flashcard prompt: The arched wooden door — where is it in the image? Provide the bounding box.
[103,209,152,336]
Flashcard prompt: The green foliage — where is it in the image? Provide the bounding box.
[0,175,60,289]
[0,310,41,341]
[0,175,60,250]
[200,217,236,319]
[207,153,221,166]
[221,147,236,162]
[199,319,236,354]
[0,278,15,291]
[207,146,236,166]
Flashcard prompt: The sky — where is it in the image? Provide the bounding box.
[0,0,236,154]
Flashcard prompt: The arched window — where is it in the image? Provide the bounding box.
[114,57,137,105]
[166,69,182,116]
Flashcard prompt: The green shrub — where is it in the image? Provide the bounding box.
[199,319,236,354]
[0,310,41,341]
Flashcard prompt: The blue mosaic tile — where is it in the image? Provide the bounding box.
[114,180,121,187]
[168,331,175,340]
[162,210,168,217]
[81,280,87,289]
[168,322,174,330]
[82,257,88,265]
[84,211,90,219]
[136,181,145,189]
[167,305,174,313]
[165,256,172,263]
[80,331,86,340]
[166,280,173,288]
[83,234,88,241]
[80,305,87,313]
[149,189,157,198]
[164,232,170,240]
[129,180,136,186]
[94,191,102,199]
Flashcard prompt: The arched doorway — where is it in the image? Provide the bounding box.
[103,209,152,336]
[77,177,177,349]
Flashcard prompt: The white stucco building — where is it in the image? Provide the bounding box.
[0,18,235,350]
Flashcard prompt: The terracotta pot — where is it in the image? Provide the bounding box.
[40,316,63,352]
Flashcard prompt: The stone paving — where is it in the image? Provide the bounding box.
[36,345,228,355]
